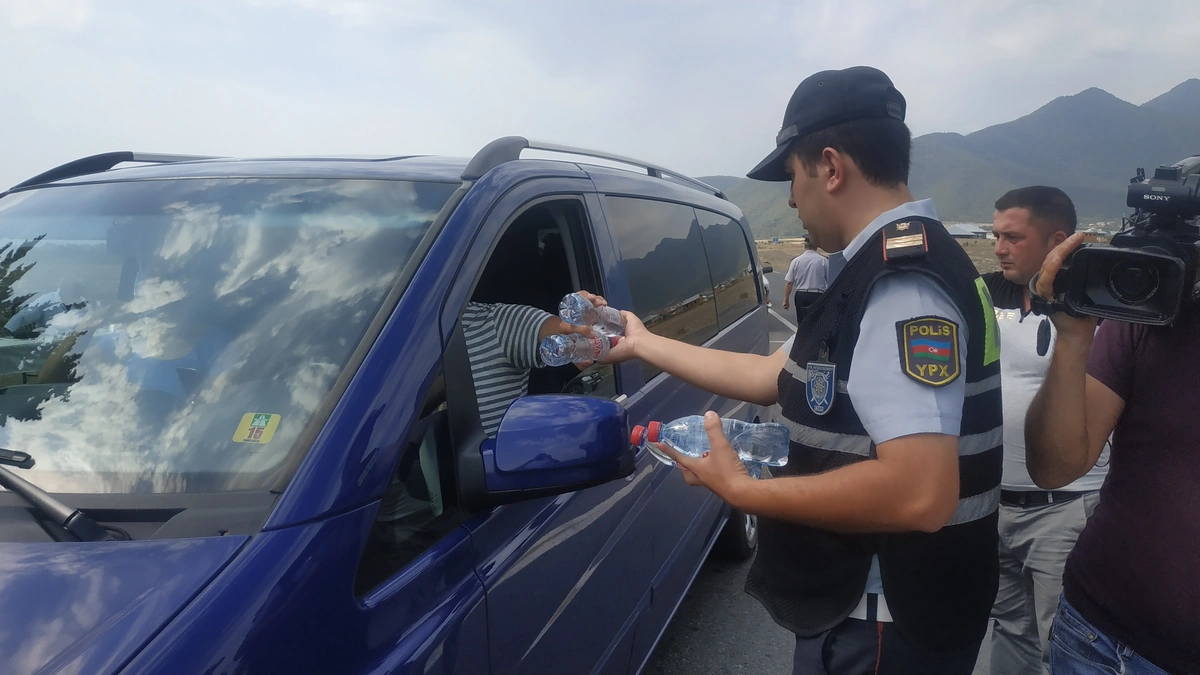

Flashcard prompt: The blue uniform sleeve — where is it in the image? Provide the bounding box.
[847,272,969,444]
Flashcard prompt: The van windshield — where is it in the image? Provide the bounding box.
[0,177,457,494]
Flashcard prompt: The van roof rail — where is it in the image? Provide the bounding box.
[10,152,220,190]
[462,136,727,200]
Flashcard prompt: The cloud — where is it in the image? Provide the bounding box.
[0,0,1197,190]
[0,0,94,31]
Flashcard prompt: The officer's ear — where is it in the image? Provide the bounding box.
[823,147,848,193]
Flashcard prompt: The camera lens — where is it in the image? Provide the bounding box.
[1108,260,1161,305]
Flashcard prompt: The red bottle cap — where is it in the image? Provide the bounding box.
[630,425,646,445]
[647,421,661,443]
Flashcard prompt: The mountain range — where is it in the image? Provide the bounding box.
[702,78,1200,239]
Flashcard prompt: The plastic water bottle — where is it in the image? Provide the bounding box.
[559,292,625,337]
[539,333,613,367]
[630,416,789,475]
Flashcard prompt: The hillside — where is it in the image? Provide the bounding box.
[706,78,1200,239]
[702,176,796,240]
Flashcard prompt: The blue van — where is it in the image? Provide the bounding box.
[0,137,772,675]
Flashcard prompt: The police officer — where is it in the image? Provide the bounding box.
[605,66,1002,673]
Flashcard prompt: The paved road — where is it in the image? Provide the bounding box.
[644,300,995,674]
[763,269,795,347]
[643,553,794,674]
[643,552,994,675]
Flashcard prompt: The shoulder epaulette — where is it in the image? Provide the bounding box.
[882,220,928,263]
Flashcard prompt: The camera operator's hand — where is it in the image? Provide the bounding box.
[1033,232,1099,338]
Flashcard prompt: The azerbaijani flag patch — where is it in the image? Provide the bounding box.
[897,316,960,387]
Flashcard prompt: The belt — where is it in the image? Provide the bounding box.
[1000,489,1087,507]
[792,289,823,307]
[848,592,893,622]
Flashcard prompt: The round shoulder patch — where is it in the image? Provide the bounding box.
[896,316,960,386]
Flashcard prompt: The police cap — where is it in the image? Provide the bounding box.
[747,66,906,182]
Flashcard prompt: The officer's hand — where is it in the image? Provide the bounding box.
[655,412,751,499]
[1034,233,1098,338]
[566,290,615,368]
[600,311,649,364]
[782,298,790,310]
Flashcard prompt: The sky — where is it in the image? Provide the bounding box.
[2,0,1198,190]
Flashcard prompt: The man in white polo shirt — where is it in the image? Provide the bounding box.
[781,237,828,321]
[984,186,1107,675]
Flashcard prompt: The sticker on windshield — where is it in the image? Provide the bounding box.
[234,413,280,444]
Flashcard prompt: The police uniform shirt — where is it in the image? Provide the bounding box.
[781,199,968,599]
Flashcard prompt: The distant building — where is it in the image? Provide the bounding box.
[946,223,988,239]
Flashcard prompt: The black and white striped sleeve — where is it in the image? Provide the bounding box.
[491,303,555,370]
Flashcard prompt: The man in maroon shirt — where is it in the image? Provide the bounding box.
[1026,232,1200,674]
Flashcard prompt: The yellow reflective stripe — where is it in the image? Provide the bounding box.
[974,277,1001,366]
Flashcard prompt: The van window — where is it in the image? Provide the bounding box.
[604,197,718,382]
[696,209,757,329]
[470,198,616,405]
[355,366,465,596]
[359,197,622,594]
[0,177,457,495]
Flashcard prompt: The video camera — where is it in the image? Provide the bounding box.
[1039,154,1200,325]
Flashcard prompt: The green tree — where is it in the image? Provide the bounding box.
[0,235,45,337]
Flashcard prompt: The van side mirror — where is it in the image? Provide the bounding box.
[472,395,634,507]
[761,265,773,274]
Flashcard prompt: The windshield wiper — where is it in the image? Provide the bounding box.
[0,449,120,542]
